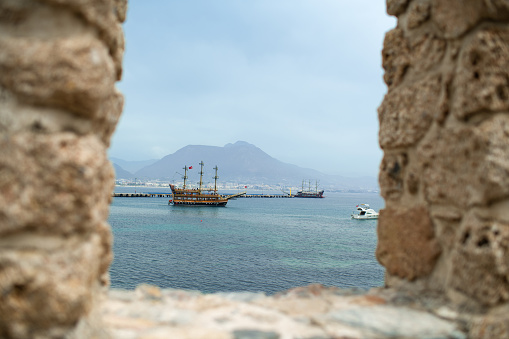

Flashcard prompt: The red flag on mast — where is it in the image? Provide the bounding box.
[189,166,193,169]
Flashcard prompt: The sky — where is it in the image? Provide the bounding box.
[109,1,396,177]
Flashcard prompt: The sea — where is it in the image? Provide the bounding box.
[108,187,385,295]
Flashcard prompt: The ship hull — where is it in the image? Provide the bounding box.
[294,194,324,198]
[171,200,227,207]
[351,214,378,219]
[169,184,228,207]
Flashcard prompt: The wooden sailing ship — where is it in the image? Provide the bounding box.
[169,161,242,206]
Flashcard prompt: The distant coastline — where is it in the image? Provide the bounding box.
[114,184,379,194]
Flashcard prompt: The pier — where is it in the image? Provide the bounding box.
[113,193,293,198]
[236,194,292,198]
[113,193,172,198]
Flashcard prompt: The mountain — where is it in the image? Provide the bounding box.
[110,157,159,173]
[112,163,133,179]
[133,141,378,190]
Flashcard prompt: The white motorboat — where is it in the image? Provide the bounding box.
[351,204,379,220]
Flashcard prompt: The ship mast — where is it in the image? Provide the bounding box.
[213,166,219,192]
[198,161,204,191]
[182,166,188,189]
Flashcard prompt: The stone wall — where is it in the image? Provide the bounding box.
[0,0,125,338]
[377,0,509,335]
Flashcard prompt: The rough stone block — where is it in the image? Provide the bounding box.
[432,0,509,39]
[39,0,125,79]
[0,36,115,119]
[406,0,431,29]
[0,0,88,38]
[0,1,38,34]
[469,307,509,339]
[376,206,441,281]
[0,85,125,149]
[387,0,410,16]
[378,75,441,149]
[0,234,105,338]
[93,89,125,146]
[381,28,410,88]
[485,0,509,20]
[0,84,123,147]
[453,26,509,120]
[0,133,114,237]
[430,207,462,255]
[449,212,509,306]
[431,0,484,38]
[418,115,509,207]
[114,0,128,23]
[379,152,406,201]
[110,22,125,80]
[324,305,463,339]
[0,86,91,136]
[382,28,446,88]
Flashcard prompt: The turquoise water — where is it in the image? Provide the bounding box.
[108,188,385,294]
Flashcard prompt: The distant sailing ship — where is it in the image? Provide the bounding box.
[294,180,324,198]
[169,161,243,206]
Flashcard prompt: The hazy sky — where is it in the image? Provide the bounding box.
[109,1,396,177]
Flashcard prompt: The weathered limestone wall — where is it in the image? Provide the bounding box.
[0,0,125,338]
[377,0,509,335]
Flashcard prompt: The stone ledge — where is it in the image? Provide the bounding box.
[101,284,467,339]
